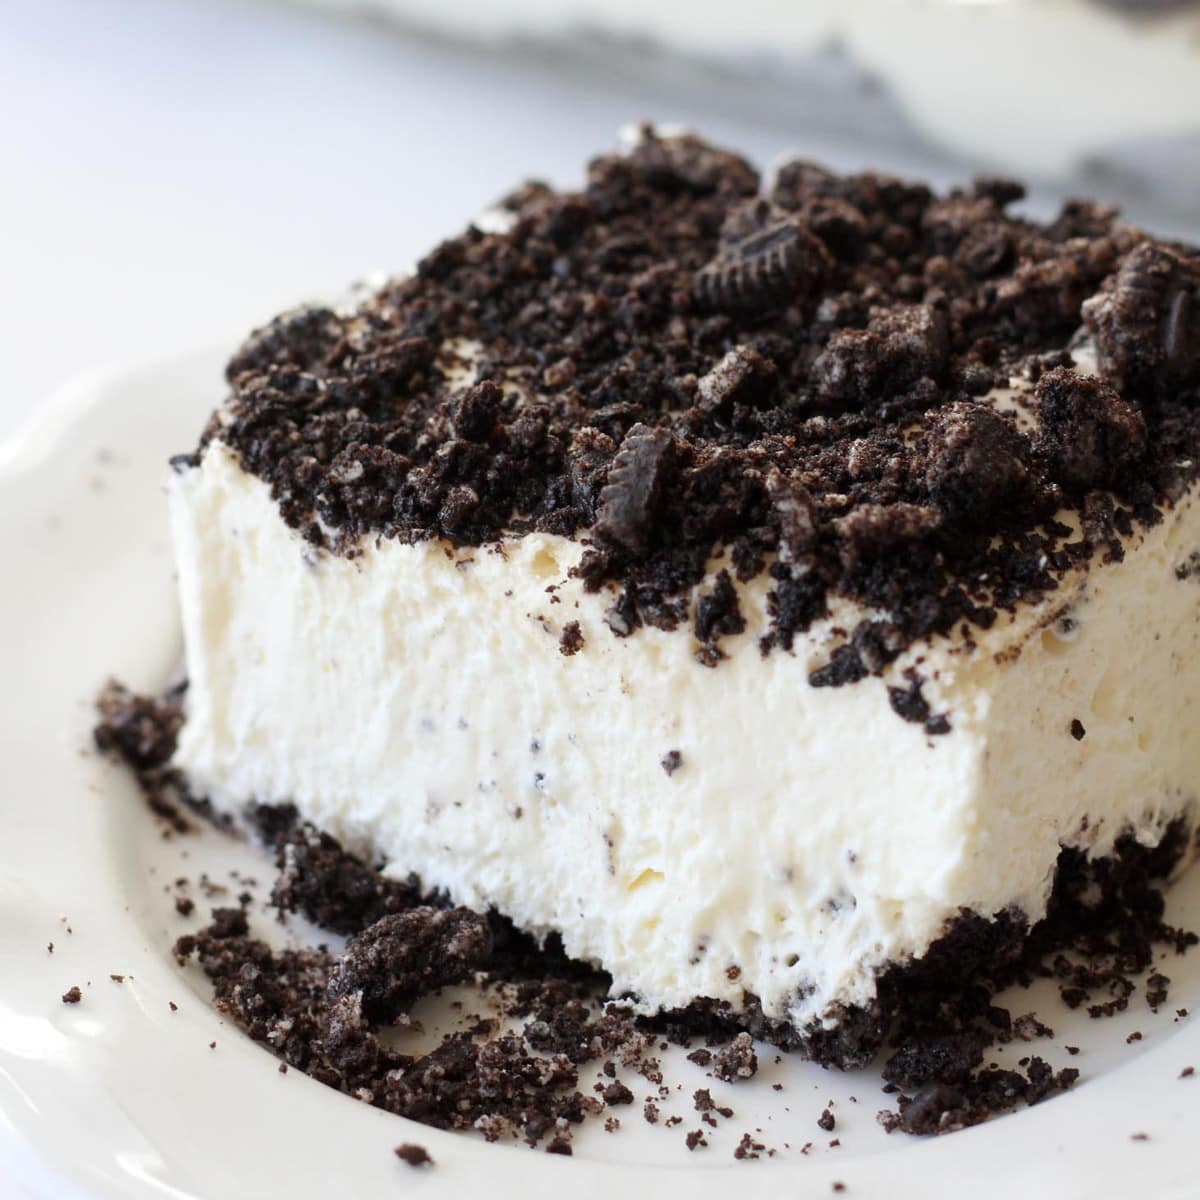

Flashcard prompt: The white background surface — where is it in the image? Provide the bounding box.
[1,0,872,444]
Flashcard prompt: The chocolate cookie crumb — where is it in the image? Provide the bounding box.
[713,1033,758,1082]
[734,1131,766,1160]
[694,200,829,315]
[1012,1014,1053,1042]
[834,503,941,569]
[94,681,181,771]
[190,129,1200,730]
[694,569,745,658]
[559,621,584,656]
[1146,972,1171,1009]
[1034,368,1146,492]
[595,424,677,556]
[271,824,421,936]
[394,1143,433,1167]
[660,750,683,776]
[817,1107,836,1132]
[1070,719,1086,741]
[924,402,1030,528]
[1084,241,1200,399]
[94,681,223,833]
[61,987,81,1005]
[886,673,951,736]
[696,345,779,413]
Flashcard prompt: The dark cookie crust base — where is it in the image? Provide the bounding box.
[96,685,1197,1142]
[646,818,1194,1070]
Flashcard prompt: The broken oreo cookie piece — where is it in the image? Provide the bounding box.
[1034,367,1147,492]
[694,199,831,315]
[624,126,759,198]
[813,303,950,408]
[1084,241,1200,399]
[594,423,678,555]
[834,502,942,568]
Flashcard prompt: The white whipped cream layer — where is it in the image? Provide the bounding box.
[169,441,1200,1029]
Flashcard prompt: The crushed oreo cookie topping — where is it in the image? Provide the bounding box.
[269,821,421,936]
[199,127,1200,674]
[712,1032,759,1082]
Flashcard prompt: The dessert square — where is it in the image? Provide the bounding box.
[166,127,1200,1064]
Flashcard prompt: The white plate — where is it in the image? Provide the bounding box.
[2,351,1199,1199]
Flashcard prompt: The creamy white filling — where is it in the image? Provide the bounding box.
[170,441,1200,1029]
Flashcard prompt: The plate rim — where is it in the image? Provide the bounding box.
[1,351,1199,1200]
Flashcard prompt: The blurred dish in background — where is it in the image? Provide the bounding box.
[273,0,1200,232]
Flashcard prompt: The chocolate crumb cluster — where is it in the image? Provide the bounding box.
[94,681,231,835]
[190,127,1200,675]
[97,689,1200,1152]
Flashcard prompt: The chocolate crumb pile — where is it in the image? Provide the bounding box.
[94,682,231,835]
[187,127,1200,674]
[97,687,1199,1153]
[870,822,1197,1135]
